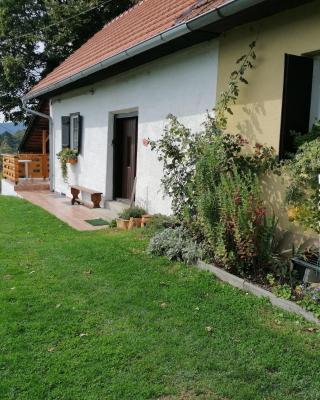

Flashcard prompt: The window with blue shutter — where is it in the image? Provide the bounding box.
[61,113,82,153]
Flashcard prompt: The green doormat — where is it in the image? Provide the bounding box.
[85,218,109,226]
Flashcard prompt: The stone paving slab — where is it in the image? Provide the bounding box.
[19,190,116,231]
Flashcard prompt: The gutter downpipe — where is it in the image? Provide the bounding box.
[22,100,54,192]
[24,0,266,101]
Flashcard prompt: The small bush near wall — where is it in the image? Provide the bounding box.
[148,226,202,265]
[196,164,279,275]
[282,135,320,233]
[150,110,277,275]
[298,284,320,319]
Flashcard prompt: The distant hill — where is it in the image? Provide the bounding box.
[0,129,25,174]
[0,130,24,152]
[0,122,25,135]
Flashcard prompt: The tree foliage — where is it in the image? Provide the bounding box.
[0,129,25,171]
[0,0,136,121]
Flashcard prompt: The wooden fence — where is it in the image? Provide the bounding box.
[2,153,49,183]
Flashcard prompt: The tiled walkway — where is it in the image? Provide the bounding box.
[19,190,117,231]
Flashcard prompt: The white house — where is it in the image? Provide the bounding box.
[48,40,219,214]
[17,0,313,215]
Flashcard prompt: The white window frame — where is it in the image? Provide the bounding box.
[70,112,80,152]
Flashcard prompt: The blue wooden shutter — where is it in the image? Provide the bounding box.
[61,116,70,148]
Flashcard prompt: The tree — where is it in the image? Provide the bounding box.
[0,0,136,122]
[0,129,25,172]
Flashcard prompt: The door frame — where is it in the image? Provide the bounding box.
[113,112,138,200]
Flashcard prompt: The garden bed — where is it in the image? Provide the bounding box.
[197,260,320,325]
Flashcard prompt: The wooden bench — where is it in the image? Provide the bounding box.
[70,185,102,208]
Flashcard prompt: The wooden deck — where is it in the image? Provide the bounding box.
[2,153,49,183]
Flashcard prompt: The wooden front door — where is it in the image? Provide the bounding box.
[114,116,138,199]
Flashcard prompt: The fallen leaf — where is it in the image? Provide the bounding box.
[160,302,167,308]
[305,327,319,333]
[79,333,88,338]
[48,347,55,353]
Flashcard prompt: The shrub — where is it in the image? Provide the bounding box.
[143,214,179,235]
[150,115,276,221]
[149,42,278,275]
[149,43,264,220]
[282,137,320,233]
[298,285,320,319]
[195,161,278,274]
[147,226,202,265]
[150,113,218,219]
[109,219,117,228]
[119,207,146,219]
[289,120,320,155]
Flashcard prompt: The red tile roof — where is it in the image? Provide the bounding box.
[28,0,230,96]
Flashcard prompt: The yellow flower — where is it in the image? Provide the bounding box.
[287,207,299,221]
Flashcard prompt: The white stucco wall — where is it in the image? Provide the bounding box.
[51,40,219,215]
[1,179,19,197]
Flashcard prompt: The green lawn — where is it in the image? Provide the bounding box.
[0,197,320,400]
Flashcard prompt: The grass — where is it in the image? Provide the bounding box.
[0,197,320,400]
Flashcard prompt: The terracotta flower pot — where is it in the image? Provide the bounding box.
[141,214,152,227]
[67,158,77,165]
[128,217,142,230]
[116,218,130,230]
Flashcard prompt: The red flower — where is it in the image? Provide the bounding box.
[142,138,150,147]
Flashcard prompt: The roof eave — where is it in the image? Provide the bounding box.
[24,0,268,101]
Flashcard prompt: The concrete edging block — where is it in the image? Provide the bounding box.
[197,260,320,325]
[197,260,245,290]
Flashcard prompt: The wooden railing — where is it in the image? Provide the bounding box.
[2,153,49,183]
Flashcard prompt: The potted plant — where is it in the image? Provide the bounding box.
[57,148,78,182]
[116,217,130,230]
[141,214,153,227]
[117,207,146,230]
